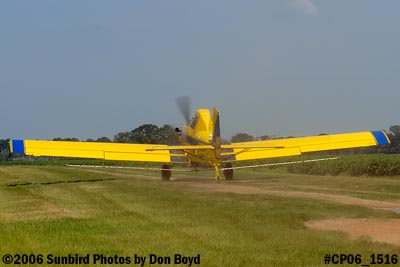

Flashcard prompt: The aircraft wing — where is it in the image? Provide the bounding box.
[9,139,194,163]
[9,130,390,164]
[221,130,390,161]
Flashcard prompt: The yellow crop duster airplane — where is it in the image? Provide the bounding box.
[10,98,390,181]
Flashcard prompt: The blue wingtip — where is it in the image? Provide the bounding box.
[11,140,25,153]
[371,130,390,145]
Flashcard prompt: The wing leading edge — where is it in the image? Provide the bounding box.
[223,130,390,161]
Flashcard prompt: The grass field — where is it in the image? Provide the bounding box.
[1,164,400,266]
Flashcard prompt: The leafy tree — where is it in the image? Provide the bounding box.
[389,125,400,141]
[114,131,130,143]
[53,137,80,141]
[96,136,111,143]
[0,139,10,161]
[259,135,271,140]
[158,124,179,145]
[0,139,9,150]
[87,137,112,143]
[114,124,178,144]
[129,124,160,144]
[231,133,254,143]
[387,125,400,153]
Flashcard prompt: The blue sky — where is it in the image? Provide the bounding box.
[1,1,399,140]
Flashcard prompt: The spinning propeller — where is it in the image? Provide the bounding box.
[175,96,191,123]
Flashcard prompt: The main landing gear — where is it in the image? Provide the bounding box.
[160,163,234,181]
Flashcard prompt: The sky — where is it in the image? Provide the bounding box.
[1,0,399,140]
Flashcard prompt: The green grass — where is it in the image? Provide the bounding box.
[286,154,400,176]
[1,165,400,266]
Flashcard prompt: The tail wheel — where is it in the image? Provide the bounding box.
[223,163,234,180]
[161,164,171,181]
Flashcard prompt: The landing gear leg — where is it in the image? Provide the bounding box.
[214,163,221,182]
[223,163,234,180]
[161,164,171,181]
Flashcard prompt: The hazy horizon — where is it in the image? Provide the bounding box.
[1,1,399,140]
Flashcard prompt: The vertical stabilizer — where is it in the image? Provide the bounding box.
[212,107,221,149]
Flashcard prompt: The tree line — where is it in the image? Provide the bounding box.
[1,124,400,161]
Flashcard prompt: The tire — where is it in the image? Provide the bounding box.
[161,164,171,181]
[223,163,233,180]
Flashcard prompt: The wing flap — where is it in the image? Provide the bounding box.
[229,147,302,161]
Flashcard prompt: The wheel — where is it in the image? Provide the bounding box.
[223,163,233,180]
[161,164,171,181]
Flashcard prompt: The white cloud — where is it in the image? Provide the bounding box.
[292,0,319,16]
